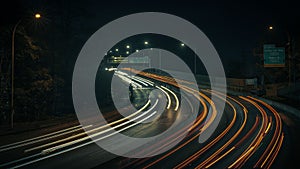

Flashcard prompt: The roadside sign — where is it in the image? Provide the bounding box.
[263,44,285,67]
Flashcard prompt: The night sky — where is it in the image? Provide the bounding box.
[1,0,299,77]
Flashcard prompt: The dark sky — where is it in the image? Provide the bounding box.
[1,0,299,77]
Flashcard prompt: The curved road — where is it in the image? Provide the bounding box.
[0,69,288,169]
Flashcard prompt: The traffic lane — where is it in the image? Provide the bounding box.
[212,99,262,169]
[122,91,235,169]
[11,86,187,168]
[120,86,193,138]
[97,89,197,169]
[185,94,246,168]
[0,89,151,168]
[212,96,282,169]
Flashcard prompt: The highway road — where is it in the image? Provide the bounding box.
[0,68,292,169]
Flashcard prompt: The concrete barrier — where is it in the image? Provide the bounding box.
[225,88,300,119]
[253,97,300,118]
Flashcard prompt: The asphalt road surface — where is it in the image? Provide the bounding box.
[0,69,295,169]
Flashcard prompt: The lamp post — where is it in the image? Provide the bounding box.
[286,31,293,86]
[180,42,197,74]
[10,13,41,129]
[143,41,156,70]
[267,25,293,86]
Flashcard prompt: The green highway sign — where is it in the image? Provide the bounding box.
[263,44,285,67]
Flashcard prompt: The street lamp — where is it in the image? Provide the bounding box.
[268,26,273,30]
[180,42,197,74]
[11,13,41,129]
[144,41,149,45]
[266,26,294,86]
[126,45,130,49]
[35,13,41,19]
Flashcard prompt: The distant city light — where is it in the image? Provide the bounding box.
[126,51,129,54]
[126,45,130,49]
[181,43,185,47]
[144,41,149,45]
[115,48,119,52]
[136,49,139,52]
[269,26,273,30]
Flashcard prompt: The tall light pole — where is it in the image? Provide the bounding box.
[11,13,41,129]
[144,41,156,69]
[267,25,293,86]
[287,31,292,86]
[180,42,197,74]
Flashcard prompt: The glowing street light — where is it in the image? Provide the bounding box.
[268,26,273,30]
[144,41,149,45]
[181,43,185,47]
[35,13,41,19]
[126,51,129,54]
[115,48,119,52]
[126,45,130,49]
[136,49,139,52]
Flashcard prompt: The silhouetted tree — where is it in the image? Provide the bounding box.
[0,26,64,123]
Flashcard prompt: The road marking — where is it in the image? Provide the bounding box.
[0,125,82,149]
